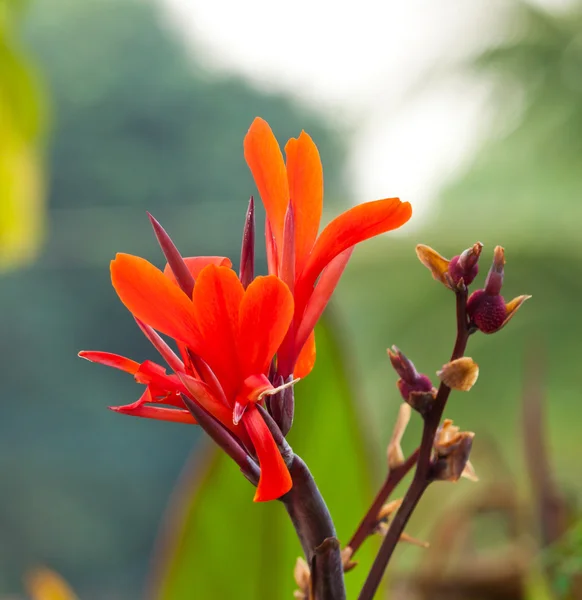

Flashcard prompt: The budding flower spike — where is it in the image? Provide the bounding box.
[466,246,531,334]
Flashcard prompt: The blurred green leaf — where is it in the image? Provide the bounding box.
[150,316,378,599]
[0,0,46,269]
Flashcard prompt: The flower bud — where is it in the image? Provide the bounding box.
[467,246,531,334]
[388,346,434,402]
[416,242,483,289]
[447,242,483,286]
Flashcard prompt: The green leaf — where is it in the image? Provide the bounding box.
[150,316,378,600]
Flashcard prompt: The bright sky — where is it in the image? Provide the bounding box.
[161,0,562,227]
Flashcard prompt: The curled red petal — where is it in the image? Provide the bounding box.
[243,406,292,502]
[110,403,196,424]
[298,198,412,295]
[78,351,140,375]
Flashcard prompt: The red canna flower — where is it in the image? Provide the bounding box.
[80,253,295,502]
[244,117,412,380]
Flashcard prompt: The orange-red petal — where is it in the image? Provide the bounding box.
[238,275,294,378]
[244,118,289,254]
[78,351,140,374]
[298,198,412,293]
[294,331,316,379]
[110,403,196,424]
[191,264,244,400]
[163,256,232,285]
[243,406,292,502]
[285,132,323,274]
[294,247,353,355]
[111,253,199,348]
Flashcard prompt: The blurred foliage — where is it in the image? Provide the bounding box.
[0,0,46,269]
[434,2,582,247]
[150,318,380,600]
[0,0,348,597]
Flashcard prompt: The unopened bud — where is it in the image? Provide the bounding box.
[437,357,479,391]
[416,242,483,289]
[448,242,483,286]
[466,246,531,334]
[388,346,434,402]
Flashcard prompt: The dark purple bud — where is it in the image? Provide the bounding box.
[239,197,255,289]
[484,245,505,295]
[467,289,507,333]
[266,375,295,436]
[447,242,483,286]
[388,346,434,402]
[148,213,195,297]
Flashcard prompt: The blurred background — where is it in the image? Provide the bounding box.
[1,0,581,597]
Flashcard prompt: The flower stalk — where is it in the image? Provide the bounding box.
[281,455,346,600]
[358,283,472,600]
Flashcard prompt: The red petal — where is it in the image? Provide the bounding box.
[111,253,199,348]
[78,351,140,375]
[110,403,196,424]
[243,406,292,502]
[298,199,412,294]
[191,264,244,400]
[238,275,293,378]
[285,132,323,274]
[244,118,289,254]
[163,256,232,285]
[294,247,353,356]
[178,373,246,442]
[294,332,316,379]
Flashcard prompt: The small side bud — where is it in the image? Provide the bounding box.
[437,357,479,391]
[388,346,435,403]
[417,242,483,289]
[447,242,483,286]
[467,246,531,334]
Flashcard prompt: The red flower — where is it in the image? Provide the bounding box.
[244,118,412,379]
[80,253,294,502]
